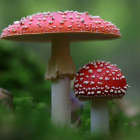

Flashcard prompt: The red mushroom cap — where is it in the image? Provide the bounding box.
[1,11,121,42]
[74,61,129,101]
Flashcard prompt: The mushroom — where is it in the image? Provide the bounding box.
[1,11,121,127]
[74,60,129,134]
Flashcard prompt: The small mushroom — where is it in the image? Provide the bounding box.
[1,11,121,127]
[74,61,129,134]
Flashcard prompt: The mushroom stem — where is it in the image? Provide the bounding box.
[51,76,71,126]
[91,100,109,134]
[45,34,76,80]
[45,34,76,126]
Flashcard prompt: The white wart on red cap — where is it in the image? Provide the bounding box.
[1,11,121,42]
[74,61,129,101]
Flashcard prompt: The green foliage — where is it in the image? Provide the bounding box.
[0,42,51,104]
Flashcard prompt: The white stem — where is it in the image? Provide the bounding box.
[91,100,110,135]
[51,76,71,126]
[45,34,76,127]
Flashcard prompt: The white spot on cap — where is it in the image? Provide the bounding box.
[75,84,79,88]
[80,78,83,81]
[80,73,84,76]
[104,90,108,93]
[48,21,53,24]
[79,91,84,94]
[97,91,101,94]
[117,74,121,77]
[87,92,91,94]
[29,18,33,21]
[83,81,89,84]
[118,90,121,93]
[88,87,91,90]
[98,82,103,85]
[97,69,102,73]
[88,69,93,73]
[106,71,109,73]
[107,66,112,69]
[124,86,127,89]
[83,65,86,68]
[94,21,98,25]
[91,75,95,78]
[105,85,110,89]
[62,15,66,18]
[81,19,84,23]
[114,90,117,93]
[43,18,46,21]
[76,15,80,18]
[100,64,103,67]
[114,69,118,72]
[79,84,82,87]
[60,21,64,24]
[22,26,28,29]
[121,89,126,93]
[69,16,73,19]
[112,77,115,80]
[110,89,114,92]
[14,21,19,24]
[91,81,94,85]
[85,67,89,69]
[105,77,109,80]
[99,77,103,80]
[68,25,72,28]
[75,80,78,83]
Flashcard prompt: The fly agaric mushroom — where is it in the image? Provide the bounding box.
[74,60,129,134]
[1,11,121,127]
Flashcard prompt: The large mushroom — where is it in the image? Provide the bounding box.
[1,11,121,126]
[74,60,129,134]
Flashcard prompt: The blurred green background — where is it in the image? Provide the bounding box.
[0,0,140,139]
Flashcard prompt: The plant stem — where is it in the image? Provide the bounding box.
[91,100,110,134]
